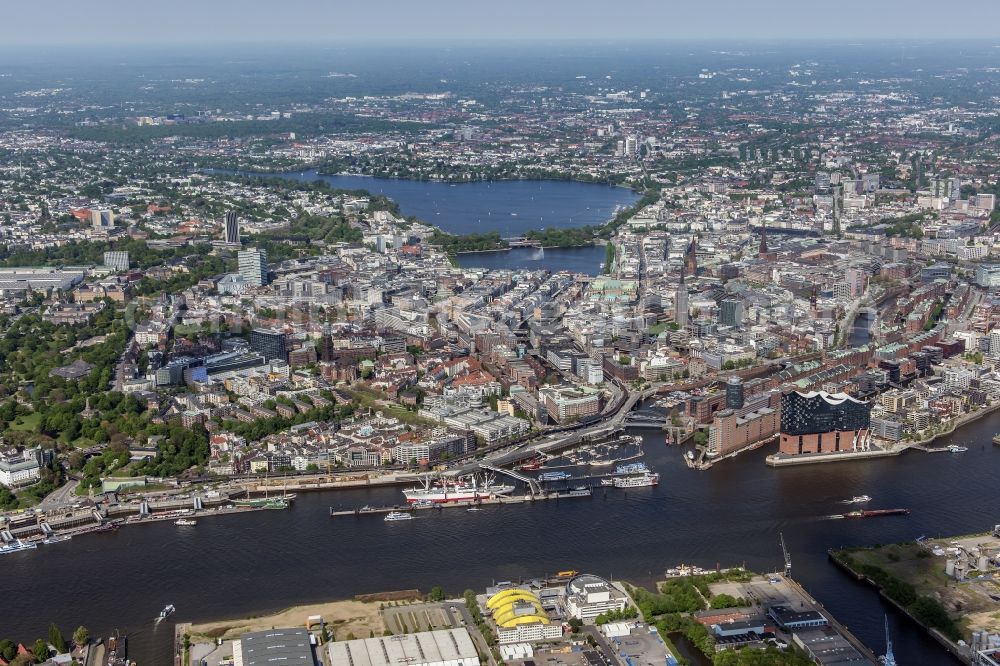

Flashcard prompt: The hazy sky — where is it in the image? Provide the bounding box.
[4,0,1000,44]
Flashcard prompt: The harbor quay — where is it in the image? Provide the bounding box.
[176,567,879,666]
[831,527,1000,665]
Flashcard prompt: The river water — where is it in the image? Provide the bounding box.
[4,412,996,663]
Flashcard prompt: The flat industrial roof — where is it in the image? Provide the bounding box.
[327,629,478,666]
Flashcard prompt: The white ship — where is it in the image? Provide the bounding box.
[842,495,871,504]
[0,539,37,555]
[384,511,413,522]
[612,472,659,488]
[402,474,515,504]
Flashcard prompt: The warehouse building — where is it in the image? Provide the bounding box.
[327,629,478,666]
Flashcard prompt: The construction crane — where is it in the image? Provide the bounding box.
[780,532,791,577]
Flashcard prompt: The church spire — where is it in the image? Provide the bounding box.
[759,220,769,256]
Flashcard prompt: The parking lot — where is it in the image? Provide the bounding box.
[381,602,457,635]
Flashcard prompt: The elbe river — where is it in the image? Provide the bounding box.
[2,177,987,664]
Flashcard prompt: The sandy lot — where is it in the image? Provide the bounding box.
[188,599,385,642]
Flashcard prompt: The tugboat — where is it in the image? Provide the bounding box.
[158,604,175,619]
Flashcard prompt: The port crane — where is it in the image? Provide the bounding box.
[780,532,791,577]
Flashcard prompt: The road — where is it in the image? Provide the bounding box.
[456,386,651,475]
[443,602,497,666]
[38,478,79,511]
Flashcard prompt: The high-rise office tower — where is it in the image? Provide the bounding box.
[224,211,240,245]
[725,376,745,410]
[238,248,268,287]
[249,329,287,362]
[91,209,114,229]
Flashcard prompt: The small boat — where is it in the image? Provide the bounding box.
[947,445,968,453]
[842,495,872,504]
[466,507,482,512]
[158,604,175,619]
[42,534,72,545]
[686,451,695,461]
[992,434,1000,445]
[538,471,571,482]
[384,511,413,522]
[175,518,197,526]
[599,478,614,487]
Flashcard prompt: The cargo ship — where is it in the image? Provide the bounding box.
[842,508,910,519]
[402,474,514,503]
[612,472,659,488]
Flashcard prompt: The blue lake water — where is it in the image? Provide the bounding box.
[270,171,639,237]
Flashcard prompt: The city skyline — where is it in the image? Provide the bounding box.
[4,0,1000,45]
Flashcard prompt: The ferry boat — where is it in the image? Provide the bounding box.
[842,495,872,504]
[615,462,648,475]
[612,472,659,488]
[175,518,197,526]
[947,445,968,453]
[158,604,175,619]
[402,474,514,504]
[567,487,592,497]
[599,478,614,486]
[0,539,38,555]
[538,471,572,482]
[384,511,413,522]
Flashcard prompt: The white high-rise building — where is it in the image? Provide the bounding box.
[238,248,268,287]
[624,135,638,156]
